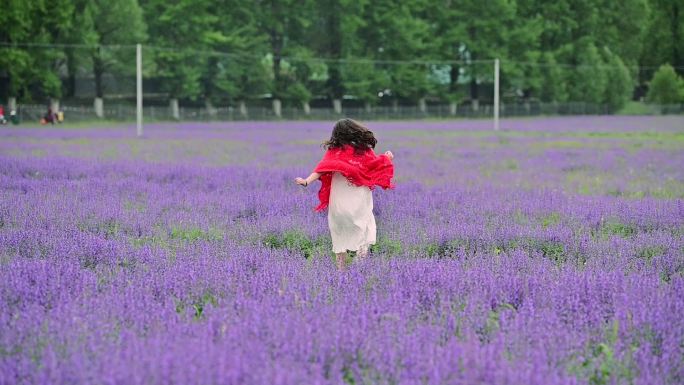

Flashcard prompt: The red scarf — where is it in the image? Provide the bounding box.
[313,145,395,212]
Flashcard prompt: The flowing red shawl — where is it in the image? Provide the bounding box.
[313,145,395,212]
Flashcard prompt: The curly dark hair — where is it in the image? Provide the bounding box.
[323,118,377,154]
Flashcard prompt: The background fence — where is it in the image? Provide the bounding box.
[3,43,684,128]
[13,101,684,124]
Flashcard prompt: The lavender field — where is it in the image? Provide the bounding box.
[1,116,683,384]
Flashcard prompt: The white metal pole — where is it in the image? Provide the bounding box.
[136,43,143,137]
[494,58,500,131]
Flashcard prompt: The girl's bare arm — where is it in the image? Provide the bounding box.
[294,172,321,187]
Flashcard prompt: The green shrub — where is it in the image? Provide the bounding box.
[647,64,684,104]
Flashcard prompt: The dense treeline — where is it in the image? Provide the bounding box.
[0,0,682,112]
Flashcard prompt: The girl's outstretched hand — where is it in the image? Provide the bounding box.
[384,151,394,160]
[295,172,321,187]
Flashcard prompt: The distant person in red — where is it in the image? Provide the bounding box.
[0,105,6,124]
[43,107,56,125]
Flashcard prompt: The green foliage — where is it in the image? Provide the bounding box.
[142,0,214,99]
[0,0,71,100]
[635,246,664,262]
[538,52,568,102]
[371,236,403,256]
[423,239,465,258]
[90,0,146,97]
[540,212,561,229]
[647,64,684,104]
[201,2,270,103]
[599,222,637,238]
[252,0,315,100]
[640,0,684,80]
[602,49,634,112]
[567,320,637,385]
[617,101,661,115]
[0,0,679,108]
[276,47,324,104]
[357,0,436,102]
[262,230,329,258]
[535,240,566,263]
[476,303,516,343]
[342,61,389,105]
[175,290,218,320]
[566,40,607,104]
[594,0,650,65]
[169,226,223,242]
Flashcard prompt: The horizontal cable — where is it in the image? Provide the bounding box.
[1,42,682,69]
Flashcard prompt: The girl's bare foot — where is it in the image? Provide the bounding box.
[356,245,369,263]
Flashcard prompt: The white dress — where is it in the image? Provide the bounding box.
[328,172,377,253]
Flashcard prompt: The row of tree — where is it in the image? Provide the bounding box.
[0,0,682,114]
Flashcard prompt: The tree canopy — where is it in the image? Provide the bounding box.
[0,0,681,110]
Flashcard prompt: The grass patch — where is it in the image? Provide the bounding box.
[567,320,636,385]
[529,239,567,264]
[635,246,665,262]
[505,159,518,170]
[169,226,223,242]
[175,290,218,320]
[263,230,329,258]
[476,303,516,343]
[540,212,561,228]
[599,222,636,238]
[371,237,403,256]
[78,218,120,239]
[422,239,470,258]
[616,101,660,115]
[129,225,223,249]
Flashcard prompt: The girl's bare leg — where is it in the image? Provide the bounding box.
[356,245,369,262]
[335,252,348,271]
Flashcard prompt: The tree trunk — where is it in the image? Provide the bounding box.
[94,97,104,118]
[272,53,282,99]
[203,57,218,106]
[449,63,460,93]
[470,78,479,111]
[392,99,399,113]
[364,101,372,113]
[467,25,479,108]
[239,100,248,117]
[672,4,682,76]
[449,101,457,115]
[471,98,479,112]
[326,2,344,101]
[170,98,180,120]
[8,97,16,111]
[272,98,282,117]
[50,99,60,113]
[205,99,217,118]
[66,49,77,98]
[302,101,311,115]
[270,26,283,99]
[332,99,342,114]
[418,97,427,113]
[93,47,105,98]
